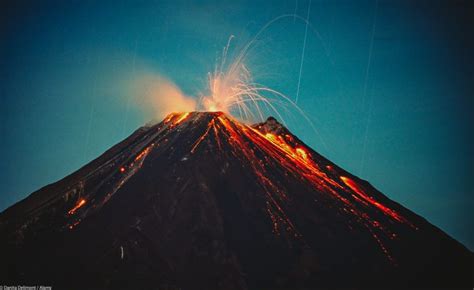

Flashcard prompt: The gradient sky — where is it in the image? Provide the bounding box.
[1,0,473,249]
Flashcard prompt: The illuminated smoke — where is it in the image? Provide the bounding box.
[132,73,197,120]
[130,31,311,128]
[130,29,318,141]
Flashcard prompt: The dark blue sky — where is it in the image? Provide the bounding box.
[1,0,473,249]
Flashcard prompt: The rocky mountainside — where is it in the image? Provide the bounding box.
[0,112,471,289]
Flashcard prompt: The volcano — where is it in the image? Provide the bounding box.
[0,112,471,289]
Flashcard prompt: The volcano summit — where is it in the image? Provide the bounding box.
[0,112,471,289]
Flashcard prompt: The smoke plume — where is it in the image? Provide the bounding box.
[132,73,197,120]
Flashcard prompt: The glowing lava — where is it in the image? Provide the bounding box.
[182,112,416,261]
[174,112,191,125]
[63,111,416,263]
[340,176,411,225]
[68,199,86,215]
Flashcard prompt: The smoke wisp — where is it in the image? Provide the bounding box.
[132,73,197,120]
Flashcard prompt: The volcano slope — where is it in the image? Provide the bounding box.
[0,112,471,289]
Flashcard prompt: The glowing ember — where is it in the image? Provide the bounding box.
[134,146,152,161]
[68,219,82,230]
[295,148,308,160]
[68,199,86,215]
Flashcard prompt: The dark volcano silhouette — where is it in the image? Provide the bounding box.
[0,112,471,289]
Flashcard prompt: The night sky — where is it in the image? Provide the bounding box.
[1,0,473,249]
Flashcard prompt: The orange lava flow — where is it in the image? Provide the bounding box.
[191,119,216,153]
[340,176,408,224]
[174,112,191,125]
[163,113,175,124]
[252,123,411,227]
[250,129,345,193]
[295,148,308,160]
[100,143,156,208]
[216,116,299,237]
[134,146,152,162]
[181,113,415,262]
[68,199,86,215]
